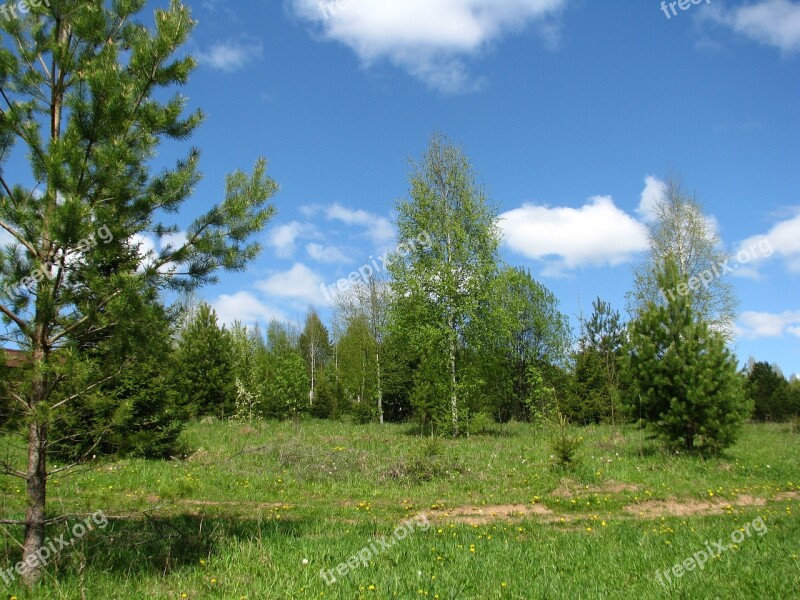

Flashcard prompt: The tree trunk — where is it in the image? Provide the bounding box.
[375,346,383,424]
[21,344,47,585]
[448,324,458,437]
[309,345,315,407]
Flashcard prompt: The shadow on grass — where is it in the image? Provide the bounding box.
[0,513,318,581]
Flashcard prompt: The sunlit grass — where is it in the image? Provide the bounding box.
[0,419,798,598]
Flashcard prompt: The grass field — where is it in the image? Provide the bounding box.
[1,419,799,599]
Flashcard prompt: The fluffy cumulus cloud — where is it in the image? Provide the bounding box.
[306,242,351,264]
[499,195,649,276]
[737,310,800,339]
[211,291,286,326]
[255,263,325,303]
[301,202,395,246]
[734,210,800,276]
[267,221,319,258]
[196,39,263,72]
[324,203,395,245]
[636,175,666,223]
[290,0,568,92]
[705,0,800,53]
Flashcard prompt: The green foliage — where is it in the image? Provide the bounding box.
[262,349,309,420]
[389,133,501,436]
[385,435,463,483]
[624,260,749,454]
[0,0,277,577]
[379,332,415,422]
[306,363,340,419]
[337,313,378,406]
[172,304,236,419]
[746,361,796,422]
[409,346,450,436]
[229,322,266,422]
[525,364,555,422]
[350,400,376,425]
[567,298,626,424]
[628,173,738,339]
[466,410,496,436]
[549,413,583,469]
[49,301,185,461]
[485,266,572,422]
[299,307,332,409]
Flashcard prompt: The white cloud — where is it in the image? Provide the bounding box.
[159,231,188,251]
[306,242,351,263]
[734,210,800,275]
[290,0,567,92]
[737,310,800,339]
[705,0,800,54]
[211,291,286,326]
[267,221,318,258]
[196,40,263,72]
[637,175,666,223]
[255,263,325,303]
[324,202,395,245]
[500,195,649,276]
[129,233,157,273]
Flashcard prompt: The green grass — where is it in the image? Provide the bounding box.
[1,419,798,598]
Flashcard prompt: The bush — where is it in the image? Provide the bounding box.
[351,400,375,424]
[467,411,495,436]
[384,436,463,483]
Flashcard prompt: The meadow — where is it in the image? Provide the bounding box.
[1,419,798,599]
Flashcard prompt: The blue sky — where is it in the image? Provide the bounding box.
[119,1,800,375]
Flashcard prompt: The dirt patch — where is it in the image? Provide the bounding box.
[551,479,639,498]
[775,491,799,501]
[623,494,766,518]
[431,503,552,525]
[179,499,288,510]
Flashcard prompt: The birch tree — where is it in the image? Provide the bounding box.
[389,134,500,436]
[628,173,738,339]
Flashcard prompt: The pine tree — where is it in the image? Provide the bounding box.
[625,259,749,453]
[570,298,626,424]
[0,2,277,581]
[172,304,235,419]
